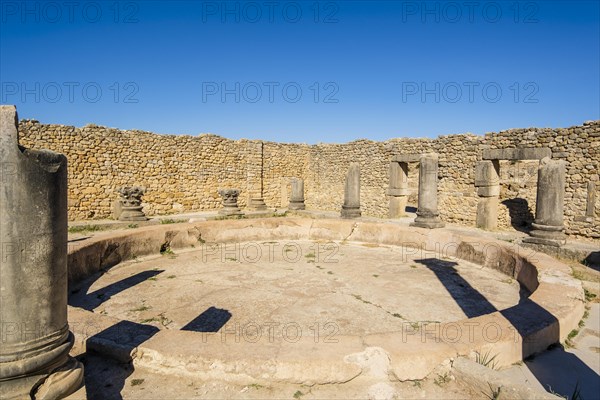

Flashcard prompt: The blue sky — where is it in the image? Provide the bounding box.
[1,0,599,143]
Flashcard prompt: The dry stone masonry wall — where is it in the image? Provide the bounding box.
[17,120,599,241]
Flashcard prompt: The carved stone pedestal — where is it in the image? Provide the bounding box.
[117,186,148,221]
[219,189,243,216]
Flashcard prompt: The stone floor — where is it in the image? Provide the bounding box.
[65,211,599,399]
[70,241,522,336]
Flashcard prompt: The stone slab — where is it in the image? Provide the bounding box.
[391,154,421,163]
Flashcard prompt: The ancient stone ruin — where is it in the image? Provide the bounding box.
[523,157,567,247]
[0,105,84,399]
[218,188,243,216]
[340,163,361,218]
[411,153,445,229]
[15,118,599,241]
[387,155,413,218]
[288,177,305,210]
[114,186,148,221]
[2,104,598,398]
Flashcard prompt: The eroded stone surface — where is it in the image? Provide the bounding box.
[0,105,83,399]
[70,241,522,335]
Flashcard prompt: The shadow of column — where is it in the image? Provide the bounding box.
[415,257,598,397]
[82,320,159,400]
[69,270,164,310]
[181,306,232,332]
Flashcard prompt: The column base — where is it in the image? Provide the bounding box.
[219,207,243,216]
[118,206,148,221]
[411,213,445,229]
[524,222,566,247]
[248,198,267,210]
[288,200,305,210]
[1,334,84,400]
[340,205,361,219]
[32,357,85,400]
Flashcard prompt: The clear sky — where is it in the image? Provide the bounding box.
[1,0,598,143]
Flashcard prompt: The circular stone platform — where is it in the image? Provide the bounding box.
[71,241,523,336]
[67,217,584,384]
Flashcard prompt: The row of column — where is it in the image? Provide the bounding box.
[341,155,445,229]
[386,154,567,245]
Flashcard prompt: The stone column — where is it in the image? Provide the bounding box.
[218,188,243,216]
[575,181,597,223]
[288,178,305,210]
[410,154,445,229]
[247,142,267,210]
[475,160,500,230]
[387,161,409,218]
[341,163,361,218]
[0,105,84,399]
[524,157,567,246]
[586,181,596,218]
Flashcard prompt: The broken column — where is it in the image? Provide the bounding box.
[475,160,500,230]
[288,178,305,210]
[387,157,413,218]
[586,181,597,218]
[341,163,361,218]
[218,188,243,216]
[116,186,148,221]
[410,153,445,229]
[575,181,597,223]
[0,105,84,399]
[524,157,567,247]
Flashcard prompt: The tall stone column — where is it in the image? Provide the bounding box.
[475,160,500,230]
[247,141,267,210]
[288,178,305,210]
[0,106,84,399]
[410,154,445,229]
[575,181,597,223]
[524,157,567,247]
[387,161,409,218]
[340,163,361,218]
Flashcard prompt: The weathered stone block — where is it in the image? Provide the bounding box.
[288,178,305,210]
[476,197,499,230]
[474,160,499,187]
[389,196,407,218]
[341,163,361,218]
[477,186,500,197]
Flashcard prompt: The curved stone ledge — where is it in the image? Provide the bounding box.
[67,217,585,382]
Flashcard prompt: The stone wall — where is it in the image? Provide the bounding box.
[17,119,599,241]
